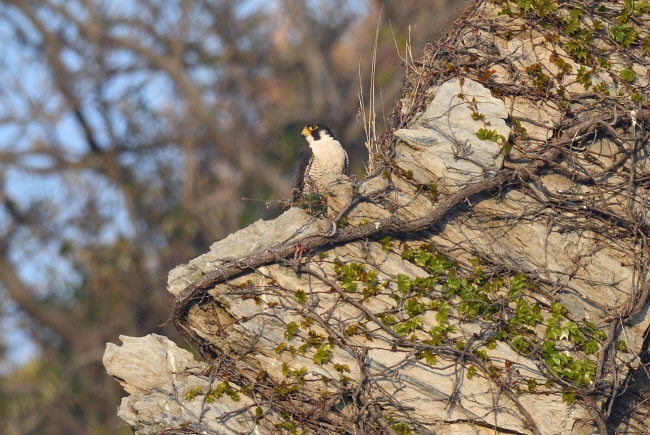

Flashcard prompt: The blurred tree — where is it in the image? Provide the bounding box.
[0,0,460,434]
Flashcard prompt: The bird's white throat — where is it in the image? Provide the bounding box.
[308,135,346,169]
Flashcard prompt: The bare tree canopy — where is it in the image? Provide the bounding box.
[0,1,460,434]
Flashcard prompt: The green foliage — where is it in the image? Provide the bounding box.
[432,301,450,323]
[184,386,203,401]
[593,82,610,96]
[394,317,422,335]
[542,342,596,386]
[312,345,332,365]
[327,243,612,412]
[511,335,532,353]
[563,31,592,62]
[333,259,380,299]
[284,322,299,340]
[475,128,506,144]
[510,118,529,140]
[510,299,542,327]
[427,182,439,201]
[562,389,578,405]
[576,66,592,89]
[428,325,455,346]
[508,273,527,296]
[379,235,393,252]
[549,302,566,316]
[396,274,412,294]
[390,423,413,435]
[582,340,599,355]
[527,378,537,391]
[416,349,437,365]
[344,324,358,336]
[560,9,581,35]
[404,298,427,317]
[380,314,396,326]
[512,0,555,17]
[471,111,485,121]
[402,245,455,274]
[610,24,637,47]
[205,381,240,403]
[273,381,300,396]
[596,56,611,69]
[275,413,307,435]
[619,68,636,83]
[514,0,533,13]
[297,192,327,216]
[294,289,307,304]
[333,363,350,373]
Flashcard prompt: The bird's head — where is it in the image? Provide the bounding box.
[301,123,335,143]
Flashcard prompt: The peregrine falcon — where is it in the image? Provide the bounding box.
[292,123,349,202]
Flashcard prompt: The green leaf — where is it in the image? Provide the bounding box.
[471,111,485,121]
[475,128,502,142]
[184,386,203,401]
[416,349,437,365]
[394,317,422,335]
[281,362,291,377]
[390,423,413,435]
[549,302,566,317]
[344,324,358,336]
[610,24,637,47]
[562,15,580,35]
[396,274,411,294]
[527,378,537,391]
[313,345,332,365]
[434,302,450,324]
[379,235,392,252]
[404,297,427,317]
[582,340,599,355]
[205,381,239,403]
[620,68,636,83]
[508,274,526,296]
[295,289,307,304]
[474,349,488,361]
[284,322,299,340]
[511,335,531,353]
[514,0,533,13]
[333,363,350,373]
[562,389,577,405]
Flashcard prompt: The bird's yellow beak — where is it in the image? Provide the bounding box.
[301,127,310,137]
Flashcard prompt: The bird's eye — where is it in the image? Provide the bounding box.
[308,125,317,131]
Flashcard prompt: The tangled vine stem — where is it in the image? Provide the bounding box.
[172,168,521,342]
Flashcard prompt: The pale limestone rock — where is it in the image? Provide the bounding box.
[394,78,508,187]
[104,334,271,435]
[168,207,330,296]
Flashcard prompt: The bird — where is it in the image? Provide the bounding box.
[292,123,349,202]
